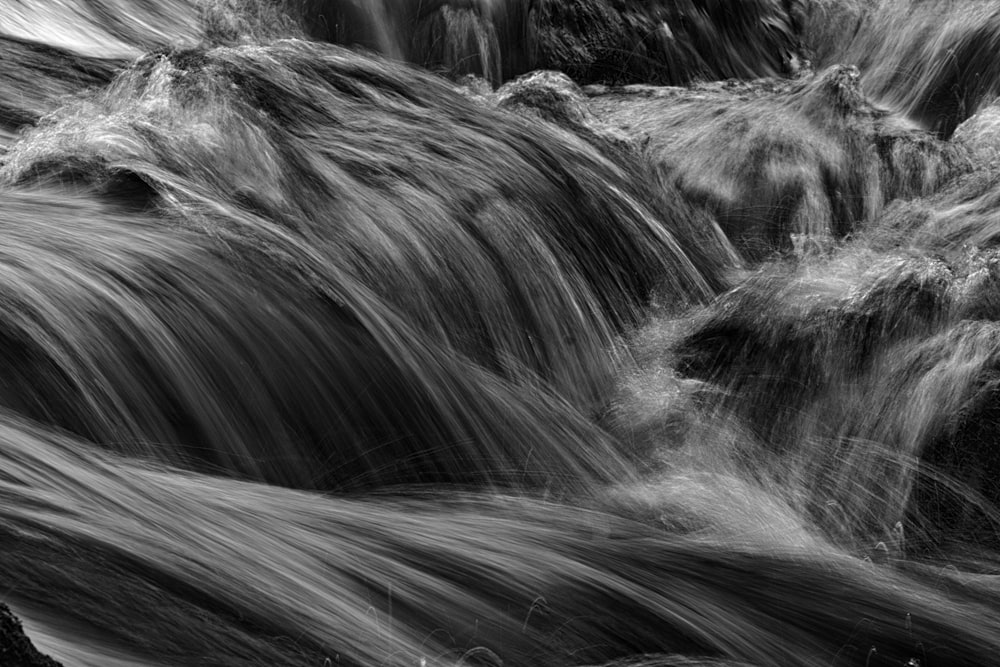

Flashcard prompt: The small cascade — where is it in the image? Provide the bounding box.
[411,3,503,83]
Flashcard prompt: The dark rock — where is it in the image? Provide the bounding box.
[0,603,62,667]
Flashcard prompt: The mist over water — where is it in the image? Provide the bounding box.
[3,1,1000,666]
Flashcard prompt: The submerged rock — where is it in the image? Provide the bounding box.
[954,98,1000,168]
[584,65,969,261]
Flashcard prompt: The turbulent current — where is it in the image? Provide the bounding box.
[3,1,1000,666]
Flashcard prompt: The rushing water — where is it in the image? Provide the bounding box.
[3,2,1000,666]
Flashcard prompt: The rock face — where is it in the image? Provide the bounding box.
[0,603,62,667]
[526,0,806,85]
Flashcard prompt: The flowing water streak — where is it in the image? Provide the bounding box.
[3,1,1000,666]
